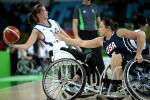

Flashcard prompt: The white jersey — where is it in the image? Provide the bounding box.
[34,19,68,51]
[130,29,146,49]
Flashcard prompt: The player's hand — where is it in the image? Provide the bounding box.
[134,53,143,63]
[3,39,13,48]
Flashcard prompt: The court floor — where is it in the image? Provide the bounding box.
[0,80,132,100]
[0,80,98,100]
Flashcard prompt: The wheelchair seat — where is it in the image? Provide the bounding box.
[49,49,76,61]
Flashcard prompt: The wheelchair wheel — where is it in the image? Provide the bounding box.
[124,59,150,100]
[42,58,86,100]
[17,58,34,74]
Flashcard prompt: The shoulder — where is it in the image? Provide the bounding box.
[116,28,139,39]
[48,19,56,23]
[116,28,130,37]
[48,19,59,25]
[137,31,146,37]
[33,24,40,29]
[31,28,41,35]
[33,24,44,33]
[134,29,146,35]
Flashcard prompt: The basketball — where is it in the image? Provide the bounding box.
[3,26,20,44]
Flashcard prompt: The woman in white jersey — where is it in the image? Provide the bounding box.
[5,3,97,81]
[130,14,148,50]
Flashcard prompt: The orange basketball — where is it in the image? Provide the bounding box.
[3,26,20,44]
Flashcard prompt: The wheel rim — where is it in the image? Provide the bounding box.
[125,59,150,100]
[42,58,86,100]
[17,59,34,74]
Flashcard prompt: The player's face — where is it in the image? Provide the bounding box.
[38,7,48,20]
[99,21,108,37]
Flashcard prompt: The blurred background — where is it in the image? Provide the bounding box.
[0,0,150,89]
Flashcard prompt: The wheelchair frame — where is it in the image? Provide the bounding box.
[42,49,101,100]
[97,58,150,100]
[42,49,150,100]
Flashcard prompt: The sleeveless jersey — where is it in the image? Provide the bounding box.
[33,19,68,51]
[103,32,136,57]
[130,29,146,49]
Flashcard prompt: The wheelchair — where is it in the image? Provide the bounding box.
[42,49,101,100]
[17,55,49,75]
[97,56,150,100]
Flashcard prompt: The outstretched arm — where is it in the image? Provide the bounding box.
[59,26,82,52]
[59,27,71,38]
[12,29,39,50]
[58,33,103,48]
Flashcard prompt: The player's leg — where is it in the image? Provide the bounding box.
[110,53,123,80]
[110,53,123,91]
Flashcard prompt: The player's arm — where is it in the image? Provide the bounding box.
[117,28,146,62]
[59,26,82,52]
[60,35,103,48]
[59,27,71,38]
[13,29,39,50]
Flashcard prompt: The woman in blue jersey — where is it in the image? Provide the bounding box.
[57,17,149,90]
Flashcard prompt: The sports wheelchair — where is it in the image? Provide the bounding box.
[17,55,49,75]
[42,49,101,100]
[97,55,150,100]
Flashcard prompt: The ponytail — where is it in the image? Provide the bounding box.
[27,3,43,25]
[28,12,35,25]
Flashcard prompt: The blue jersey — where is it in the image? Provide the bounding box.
[103,32,136,57]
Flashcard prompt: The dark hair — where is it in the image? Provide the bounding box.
[131,14,147,29]
[28,3,43,25]
[102,18,118,31]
